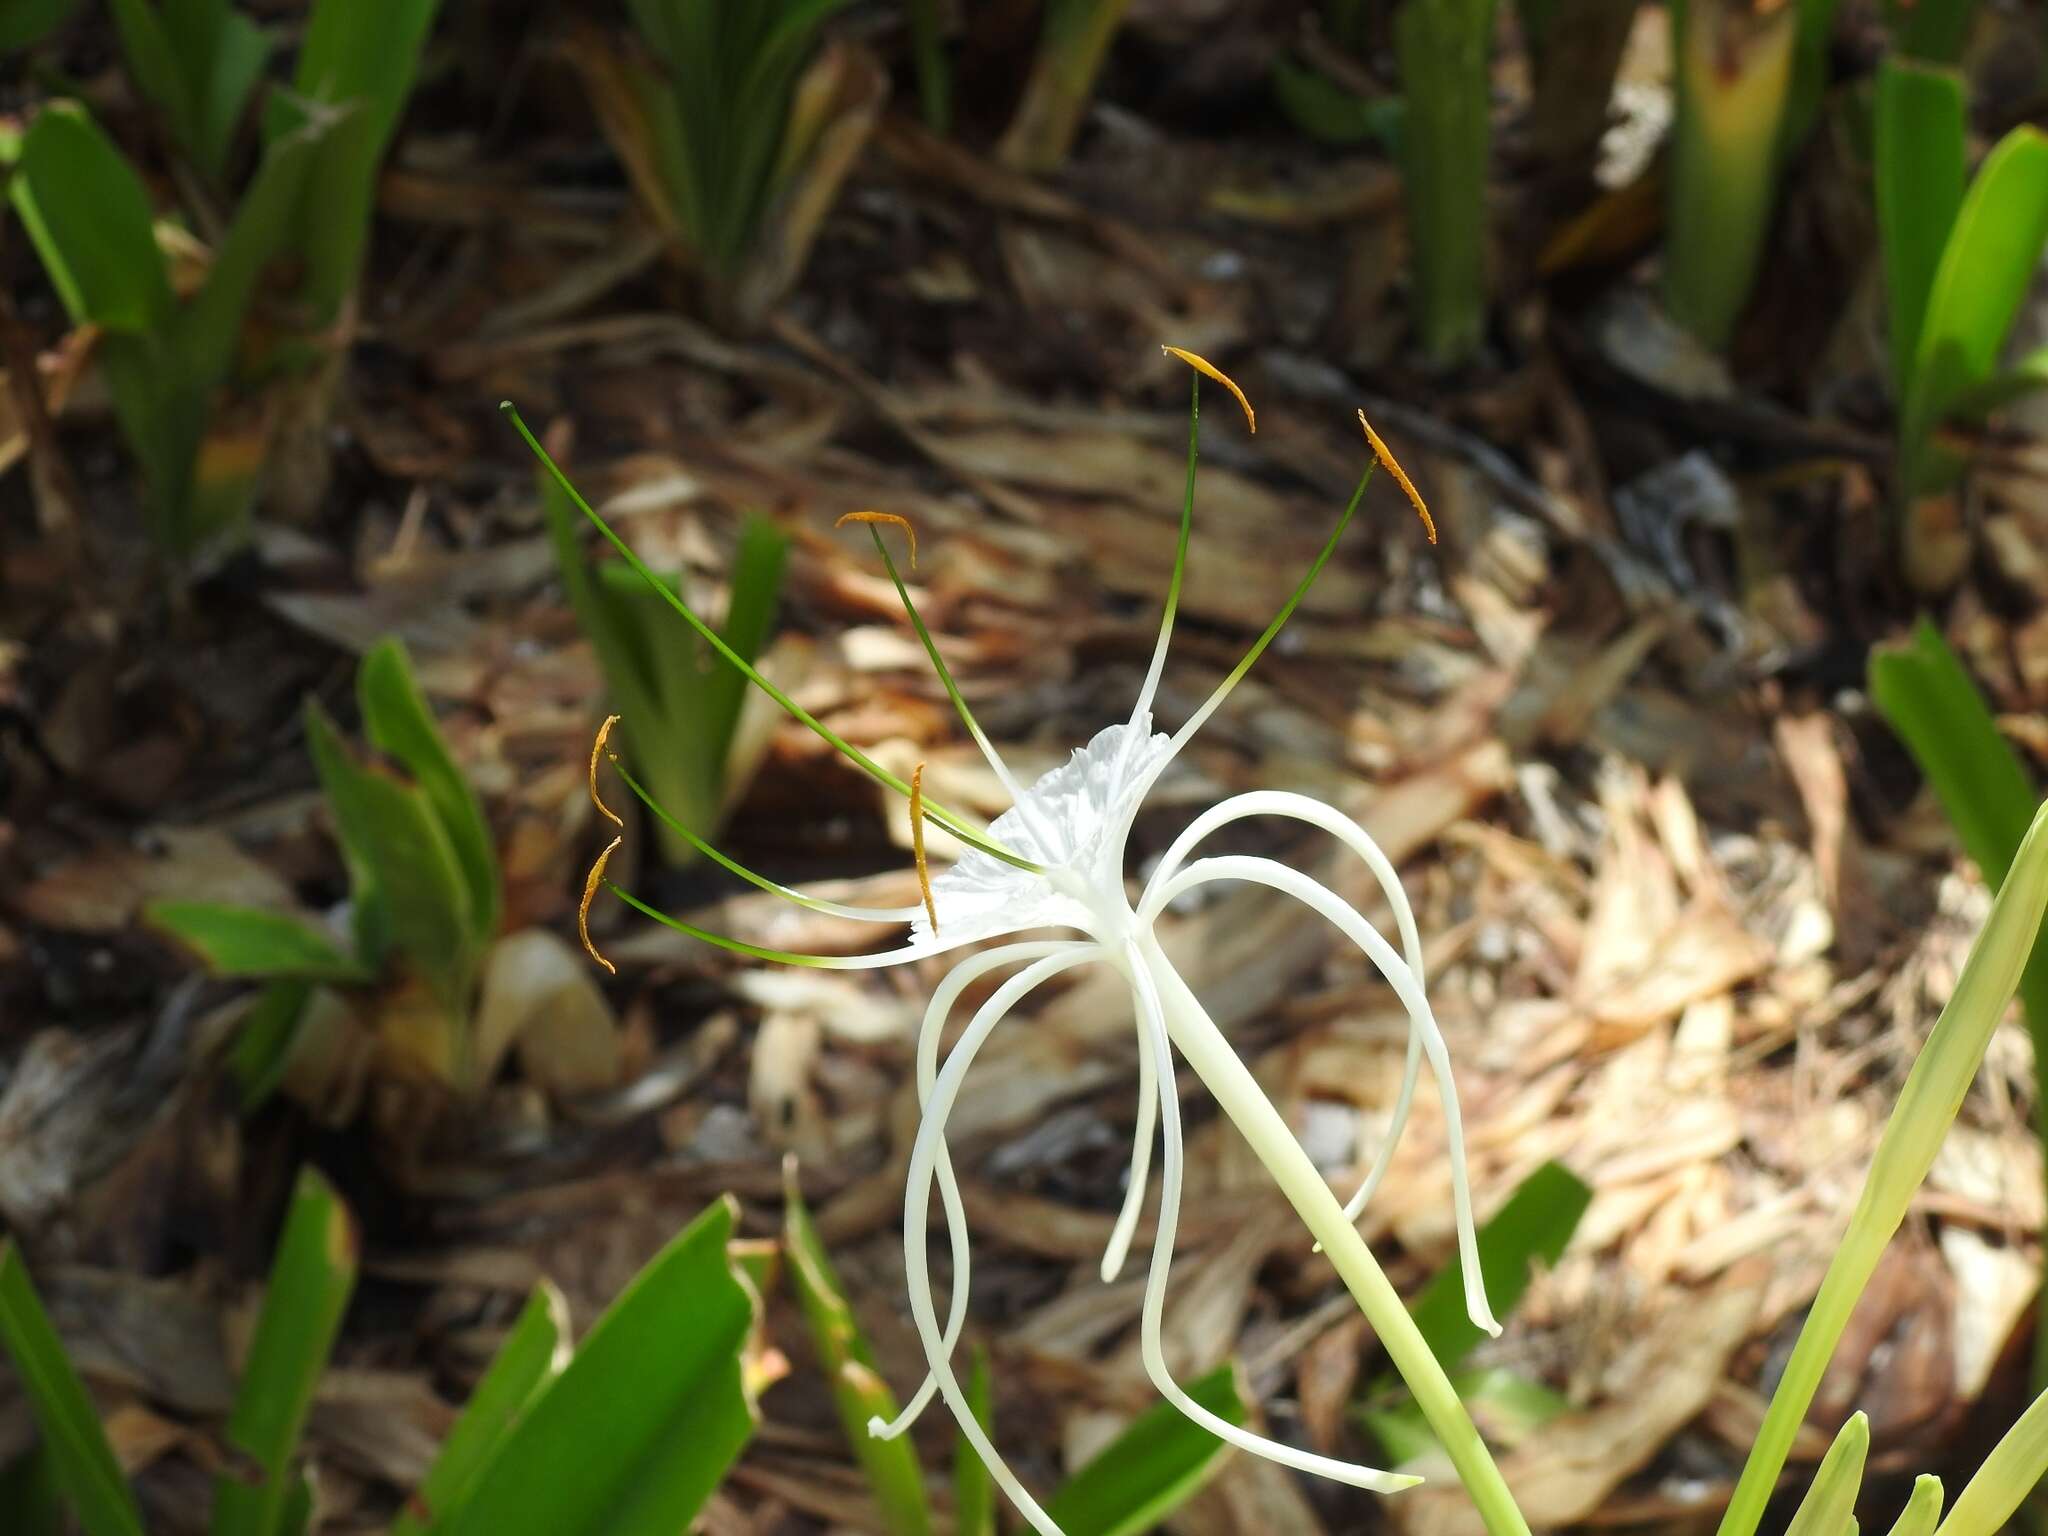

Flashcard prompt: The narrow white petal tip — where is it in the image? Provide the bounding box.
[1386,1473,1427,1494]
[866,1414,899,1440]
[1474,1309,1504,1339]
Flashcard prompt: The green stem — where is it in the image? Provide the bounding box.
[1143,941,1531,1536]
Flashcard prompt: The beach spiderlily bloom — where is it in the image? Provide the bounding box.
[504,354,1530,1536]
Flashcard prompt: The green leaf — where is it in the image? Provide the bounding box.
[0,1243,146,1536]
[1361,1367,1570,1464]
[356,639,499,950]
[1409,1159,1593,1370]
[703,514,788,784]
[1868,618,2048,1030]
[955,1346,996,1536]
[784,1169,932,1533]
[225,982,314,1113]
[1888,1476,1945,1536]
[1902,125,2048,493]
[1394,0,1497,367]
[1715,800,2048,1536]
[304,698,393,969]
[349,764,477,1022]
[439,1197,759,1536]
[0,1446,65,1536]
[0,0,76,50]
[107,0,199,160]
[1271,53,1404,149]
[1876,58,1966,409]
[1783,1413,1868,1536]
[1935,1387,2048,1536]
[1043,1363,1247,1536]
[1952,343,2048,419]
[188,3,269,179]
[146,901,369,982]
[270,0,441,319]
[392,1283,568,1536]
[9,104,175,334]
[210,1168,358,1536]
[178,106,332,387]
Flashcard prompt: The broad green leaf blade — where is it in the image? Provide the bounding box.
[271,0,441,318]
[1409,1159,1592,1369]
[1783,1413,1868,1536]
[955,1346,996,1536]
[195,7,269,180]
[1042,1363,1247,1536]
[1888,1475,1945,1536]
[1715,800,2048,1536]
[1935,1388,2048,1536]
[348,766,477,1024]
[1876,58,1966,407]
[1270,54,1404,149]
[210,1168,358,1536]
[145,901,369,981]
[178,108,332,387]
[784,1170,932,1534]
[304,698,393,969]
[0,1446,65,1536]
[1776,0,1842,157]
[357,639,500,950]
[0,0,75,49]
[440,1197,758,1536]
[392,1283,568,1536]
[703,514,788,789]
[9,104,175,333]
[1868,618,2048,1029]
[225,982,314,1113]
[1394,0,1497,367]
[0,1244,146,1536]
[107,0,199,160]
[1903,125,2048,492]
[1361,1367,1570,1464]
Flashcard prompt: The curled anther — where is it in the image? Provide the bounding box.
[911,762,938,935]
[1357,411,1437,545]
[581,714,625,974]
[1163,345,1255,433]
[837,510,918,569]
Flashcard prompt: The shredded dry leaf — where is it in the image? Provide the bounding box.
[1359,410,1438,544]
[836,509,918,569]
[911,760,938,934]
[581,714,625,974]
[1164,345,1256,433]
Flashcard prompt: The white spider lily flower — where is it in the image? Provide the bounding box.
[508,356,1521,1536]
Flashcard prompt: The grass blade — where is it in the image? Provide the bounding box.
[1042,1363,1247,1536]
[784,1167,932,1533]
[440,1197,759,1536]
[0,1446,65,1536]
[392,1283,569,1536]
[1889,1475,1946,1536]
[1714,799,2048,1536]
[1876,58,1965,409]
[210,1168,358,1536]
[0,1243,145,1536]
[10,104,174,334]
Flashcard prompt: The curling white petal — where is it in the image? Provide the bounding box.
[900,947,1104,1536]
[1127,950,1423,1494]
[1148,855,1499,1339]
[1100,1017,1157,1285]
[874,940,1086,1439]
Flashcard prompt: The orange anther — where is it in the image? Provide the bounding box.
[1163,346,1256,433]
[580,714,625,974]
[837,510,918,569]
[1357,411,1437,545]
